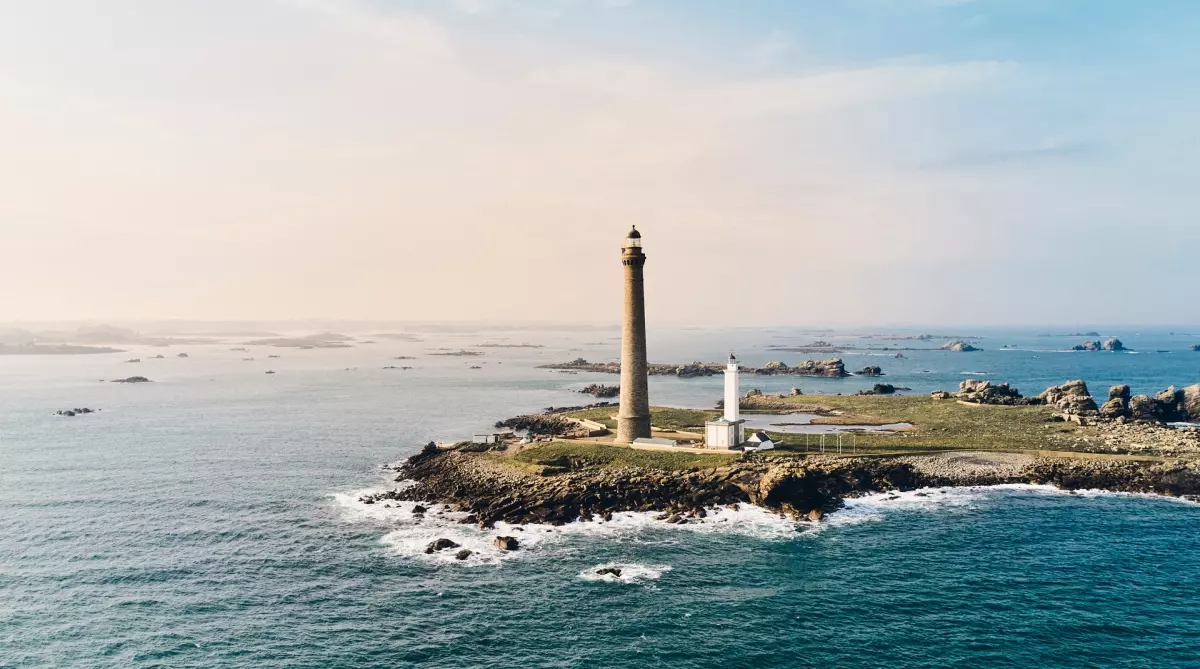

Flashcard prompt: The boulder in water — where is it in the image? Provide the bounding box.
[595,567,623,578]
[493,536,519,551]
[454,549,472,561]
[425,538,460,554]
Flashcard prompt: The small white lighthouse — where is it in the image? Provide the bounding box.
[705,353,746,449]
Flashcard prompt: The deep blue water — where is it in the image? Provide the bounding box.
[2,326,1199,668]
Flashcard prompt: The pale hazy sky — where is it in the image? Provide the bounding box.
[1,1,1197,326]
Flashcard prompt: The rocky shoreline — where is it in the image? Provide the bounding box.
[365,444,1200,528]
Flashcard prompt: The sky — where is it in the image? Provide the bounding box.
[1,0,1197,326]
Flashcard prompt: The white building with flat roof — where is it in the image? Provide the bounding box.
[705,353,746,449]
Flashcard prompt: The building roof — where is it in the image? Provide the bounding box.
[748,431,772,443]
[626,225,641,239]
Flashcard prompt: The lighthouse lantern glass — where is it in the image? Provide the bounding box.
[624,237,641,249]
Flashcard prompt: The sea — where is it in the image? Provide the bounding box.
[3,326,1199,668]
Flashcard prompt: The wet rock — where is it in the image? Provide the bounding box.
[856,366,883,377]
[579,383,620,398]
[425,538,459,554]
[790,387,803,396]
[595,567,623,578]
[807,509,824,521]
[412,504,427,514]
[1103,338,1126,352]
[493,536,519,551]
[454,549,472,561]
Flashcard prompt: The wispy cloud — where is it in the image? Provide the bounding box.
[925,140,1100,169]
[749,30,793,67]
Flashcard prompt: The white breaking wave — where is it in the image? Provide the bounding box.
[822,483,1200,529]
[334,482,1199,565]
[333,489,800,566]
[578,563,672,584]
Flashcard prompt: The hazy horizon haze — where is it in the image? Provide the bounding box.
[2,0,1196,326]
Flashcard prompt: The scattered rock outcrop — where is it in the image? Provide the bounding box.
[856,366,883,377]
[940,340,980,352]
[1103,338,1126,351]
[595,567,623,578]
[1037,380,1099,416]
[1091,384,1199,423]
[56,407,97,416]
[954,379,1032,406]
[858,383,896,395]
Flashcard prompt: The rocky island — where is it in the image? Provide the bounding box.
[369,380,1200,529]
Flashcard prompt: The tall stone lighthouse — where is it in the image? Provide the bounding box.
[616,226,652,443]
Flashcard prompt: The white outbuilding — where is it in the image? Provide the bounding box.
[745,431,775,451]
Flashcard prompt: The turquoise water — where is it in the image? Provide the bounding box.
[2,327,1199,667]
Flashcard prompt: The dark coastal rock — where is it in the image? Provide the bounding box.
[1071,340,1102,351]
[493,536,519,551]
[1128,395,1159,422]
[858,383,895,395]
[595,567,623,578]
[789,387,803,396]
[955,380,1031,406]
[757,358,848,378]
[1192,345,1200,352]
[1038,381,1098,415]
[454,549,472,561]
[856,366,883,377]
[111,376,152,383]
[579,384,620,398]
[493,414,573,437]
[412,504,427,514]
[930,390,953,400]
[1110,385,1132,401]
[177,352,189,358]
[425,538,459,554]
[940,340,979,352]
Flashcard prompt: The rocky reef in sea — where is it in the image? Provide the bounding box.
[1071,338,1127,352]
[940,340,980,352]
[579,384,620,398]
[539,357,852,378]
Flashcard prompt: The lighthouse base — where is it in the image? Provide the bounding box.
[615,415,651,444]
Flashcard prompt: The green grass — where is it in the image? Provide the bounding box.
[741,394,1095,453]
[511,441,737,471]
[563,406,718,432]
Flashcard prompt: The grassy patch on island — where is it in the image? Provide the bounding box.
[743,394,1095,454]
[511,441,736,471]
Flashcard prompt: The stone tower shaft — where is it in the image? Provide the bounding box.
[616,227,651,443]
